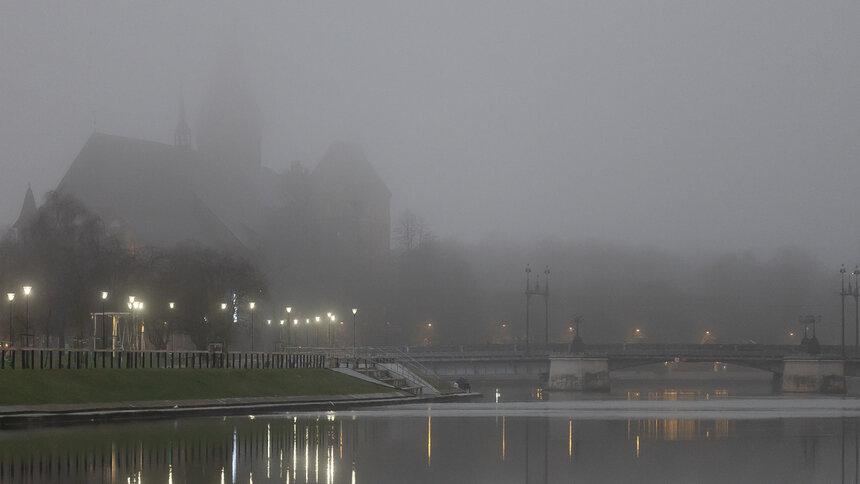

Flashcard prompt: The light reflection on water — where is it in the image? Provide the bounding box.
[1,380,860,483]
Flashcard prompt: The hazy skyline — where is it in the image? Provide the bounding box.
[2,1,859,264]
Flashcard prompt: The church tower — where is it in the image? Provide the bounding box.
[174,90,191,149]
[12,183,37,241]
[195,43,262,174]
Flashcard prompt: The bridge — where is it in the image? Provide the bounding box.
[389,343,860,394]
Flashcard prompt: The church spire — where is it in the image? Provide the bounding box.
[13,183,37,235]
[174,88,191,149]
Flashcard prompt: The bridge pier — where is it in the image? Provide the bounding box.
[779,359,845,394]
[548,357,610,392]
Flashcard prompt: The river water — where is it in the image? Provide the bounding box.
[3,370,860,483]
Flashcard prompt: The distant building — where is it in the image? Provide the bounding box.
[48,49,391,307]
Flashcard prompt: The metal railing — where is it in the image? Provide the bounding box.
[0,348,329,370]
[386,343,847,361]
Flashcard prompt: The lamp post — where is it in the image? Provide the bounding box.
[22,286,31,347]
[167,302,175,350]
[249,302,256,351]
[314,316,321,346]
[853,267,860,354]
[127,299,142,350]
[128,296,136,349]
[6,293,14,346]
[329,314,336,346]
[286,307,292,345]
[841,265,848,358]
[279,319,285,347]
[101,292,109,350]
[352,308,358,354]
[305,318,310,346]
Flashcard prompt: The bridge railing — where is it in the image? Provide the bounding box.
[388,343,849,361]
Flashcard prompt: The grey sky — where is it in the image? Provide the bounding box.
[1,1,858,263]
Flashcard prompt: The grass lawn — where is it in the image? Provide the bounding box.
[0,368,394,406]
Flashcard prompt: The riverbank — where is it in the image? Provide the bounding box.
[0,368,392,406]
[0,368,478,427]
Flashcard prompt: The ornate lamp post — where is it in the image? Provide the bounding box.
[6,293,14,346]
[127,296,136,349]
[167,302,175,350]
[352,308,358,354]
[22,286,31,347]
[101,292,109,350]
[841,266,848,357]
[852,267,860,354]
[249,302,256,351]
[285,307,292,345]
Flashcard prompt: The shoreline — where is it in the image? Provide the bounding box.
[0,391,480,428]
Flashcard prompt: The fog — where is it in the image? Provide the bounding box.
[3,1,858,257]
[1,2,860,346]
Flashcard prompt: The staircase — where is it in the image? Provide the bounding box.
[339,355,437,395]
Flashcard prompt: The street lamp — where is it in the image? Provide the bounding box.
[305,318,310,346]
[315,316,321,346]
[352,308,358,354]
[6,293,14,346]
[22,286,31,347]
[167,302,175,350]
[329,314,336,346]
[101,291,109,350]
[286,307,292,344]
[128,299,143,350]
[842,265,848,357]
[128,297,136,349]
[249,302,256,351]
[853,266,860,353]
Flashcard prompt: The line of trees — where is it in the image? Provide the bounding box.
[0,192,265,349]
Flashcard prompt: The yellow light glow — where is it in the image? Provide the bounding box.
[569,420,573,457]
[427,415,432,468]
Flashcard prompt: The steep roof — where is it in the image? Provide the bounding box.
[57,133,247,251]
[311,142,391,199]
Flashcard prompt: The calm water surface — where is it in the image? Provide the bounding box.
[3,372,860,483]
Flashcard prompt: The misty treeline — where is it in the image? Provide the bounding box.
[0,192,264,349]
[0,194,842,349]
[385,211,835,346]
